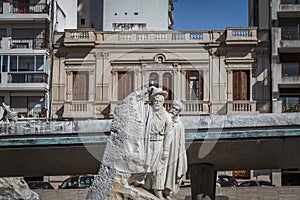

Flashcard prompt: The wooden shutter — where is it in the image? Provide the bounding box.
[199,71,203,100]
[186,71,191,100]
[118,71,133,100]
[233,70,249,100]
[73,71,88,100]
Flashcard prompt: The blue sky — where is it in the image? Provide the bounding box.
[173,0,248,30]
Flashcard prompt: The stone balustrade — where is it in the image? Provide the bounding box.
[227,101,258,114]
[226,27,258,45]
[63,101,94,118]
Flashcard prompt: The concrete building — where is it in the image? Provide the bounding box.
[77,0,174,31]
[249,0,300,114]
[248,0,300,186]
[0,0,76,119]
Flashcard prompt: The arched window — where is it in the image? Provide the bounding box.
[149,72,159,88]
[163,72,173,100]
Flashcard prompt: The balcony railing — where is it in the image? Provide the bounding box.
[281,0,300,4]
[281,27,300,40]
[227,101,257,114]
[11,38,48,49]
[226,27,258,45]
[282,63,300,76]
[63,101,94,118]
[9,72,48,83]
[10,2,49,14]
[64,30,96,47]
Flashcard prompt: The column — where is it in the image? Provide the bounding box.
[66,71,72,101]
[102,52,110,101]
[227,70,233,101]
[88,70,95,101]
[94,52,103,101]
[181,70,187,101]
[203,68,209,102]
[189,163,216,200]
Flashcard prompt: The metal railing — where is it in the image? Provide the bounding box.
[282,63,300,76]
[10,2,49,14]
[281,0,300,4]
[9,72,48,83]
[11,38,48,49]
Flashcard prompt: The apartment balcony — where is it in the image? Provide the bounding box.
[279,26,300,52]
[0,72,48,91]
[0,2,50,20]
[63,101,95,119]
[0,37,48,51]
[225,27,258,45]
[227,101,258,114]
[11,38,48,49]
[64,29,97,47]
[281,63,300,83]
[279,0,300,18]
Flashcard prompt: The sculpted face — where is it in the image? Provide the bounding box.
[152,95,165,111]
[169,105,180,117]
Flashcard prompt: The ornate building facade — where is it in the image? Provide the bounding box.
[51,28,270,120]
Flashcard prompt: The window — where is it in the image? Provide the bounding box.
[186,71,203,100]
[73,71,88,101]
[118,71,133,100]
[134,12,138,15]
[81,18,85,25]
[233,70,250,100]
[163,72,173,100]
[149,72,159,88]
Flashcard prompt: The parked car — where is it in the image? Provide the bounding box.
[238,180,274,187]
[217,175,238,187]
[58,175,94,189]
[27,181,54,189]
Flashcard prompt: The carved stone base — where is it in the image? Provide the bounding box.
[0,177,39,200]
[110,174,160,200]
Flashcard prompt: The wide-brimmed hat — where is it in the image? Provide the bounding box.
[150,87,168,99]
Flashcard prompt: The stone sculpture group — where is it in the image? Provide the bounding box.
[0,102,18,123]
[88,86,187,200]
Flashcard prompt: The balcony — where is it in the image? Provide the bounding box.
[279,0,300,17]
[225,27,258,45]
[64,29,96,47]
[279,26,300,51]
[11,38,48,49]
[63,101,95,119]
[227,101,258,114]
[0,72,48,91]
[0,1,50,20]
[10,2,49,14]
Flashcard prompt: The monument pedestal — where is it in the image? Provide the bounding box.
[189,164,216,200]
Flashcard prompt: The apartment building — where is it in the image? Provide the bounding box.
[249,0,300,185]
[77,0,174,31]
[0,0,76,119]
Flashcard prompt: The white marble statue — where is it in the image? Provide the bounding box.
[87,87,187,200]
[0,103,18,123]
[0,177,39,200]
[163,100,188,200]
